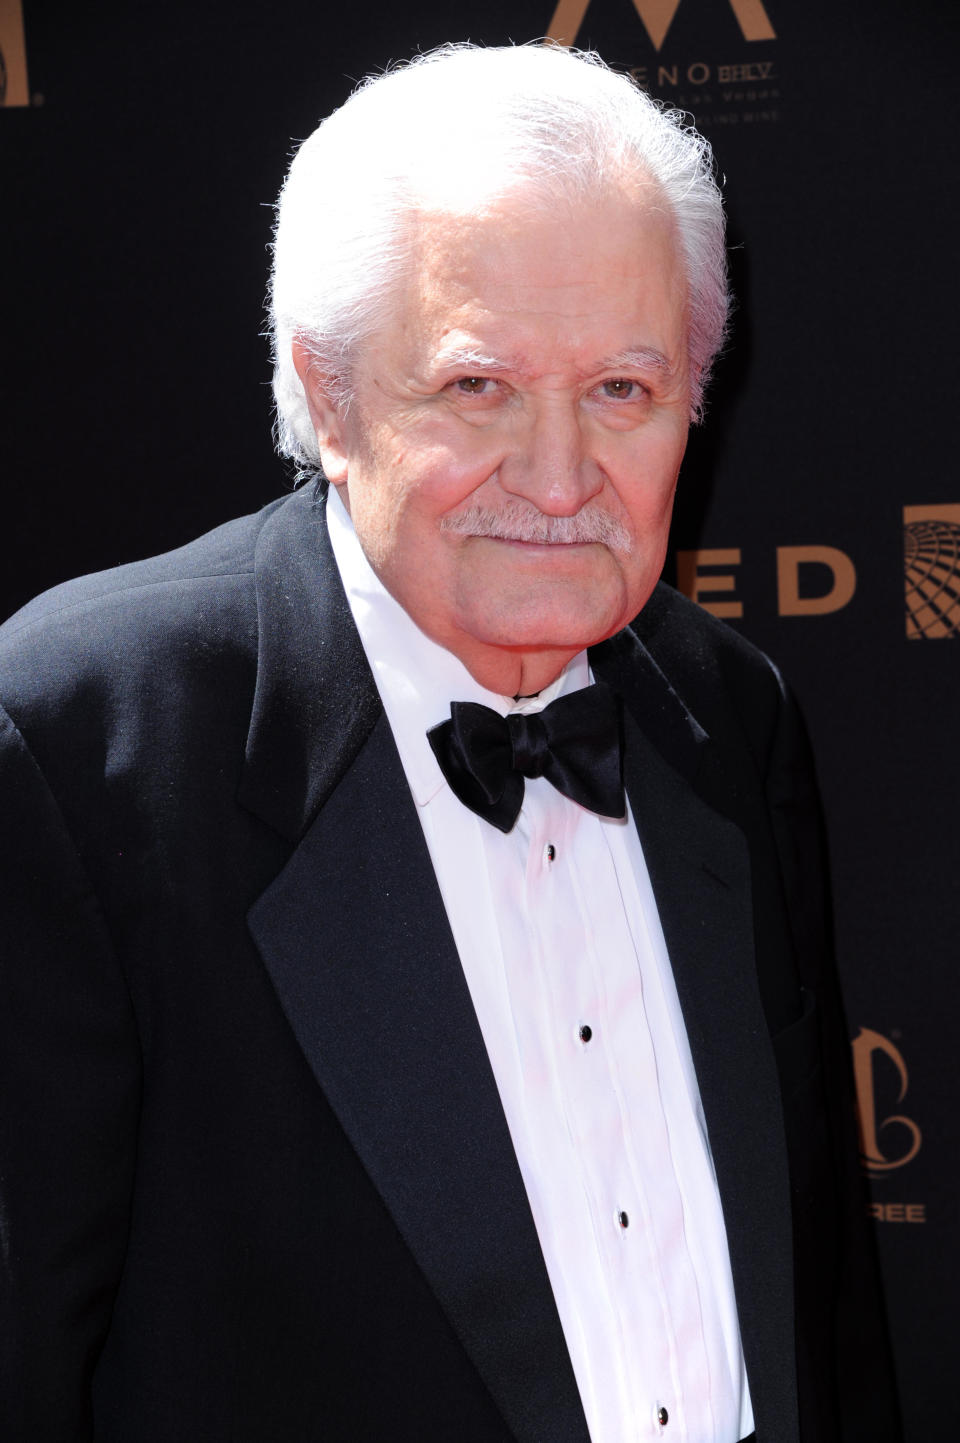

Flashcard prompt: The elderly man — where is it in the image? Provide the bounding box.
[0,43,897,1443]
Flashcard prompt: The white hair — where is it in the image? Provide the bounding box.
[270,42,730,466]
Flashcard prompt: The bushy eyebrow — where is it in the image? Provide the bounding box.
[596,347,675,377]
[432,346,522,374]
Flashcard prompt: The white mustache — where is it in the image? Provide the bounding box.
[440,501,633,552]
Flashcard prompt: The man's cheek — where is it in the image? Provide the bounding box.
[420,447,506,503]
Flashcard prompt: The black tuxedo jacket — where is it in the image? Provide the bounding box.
[0,487,897,1442]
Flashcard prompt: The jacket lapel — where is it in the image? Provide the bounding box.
[237,485,382,839]
[594,627,799,1439]
[239,494,797,1440]
[240,489,590,1443]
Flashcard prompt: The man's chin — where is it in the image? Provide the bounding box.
[462,606,626,657]
[440,563,651,668]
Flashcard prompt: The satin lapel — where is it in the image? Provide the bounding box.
[247,713,589,1443]
[239,491,587,1442]
[237,484,382,842]
[596,630,799,1441]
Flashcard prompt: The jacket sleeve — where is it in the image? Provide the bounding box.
[0,705,142,1442]
[763,678,903,1441]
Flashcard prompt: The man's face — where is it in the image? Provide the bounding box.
[307,186,691,689]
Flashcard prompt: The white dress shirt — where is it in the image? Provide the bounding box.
[327,486,754,1442]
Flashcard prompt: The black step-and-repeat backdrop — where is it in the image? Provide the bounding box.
[3,0,957,1430]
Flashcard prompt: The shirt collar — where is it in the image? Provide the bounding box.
[325,485,591,808]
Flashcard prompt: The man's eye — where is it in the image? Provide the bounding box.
[600,378,641,400]
[454,377,494,395]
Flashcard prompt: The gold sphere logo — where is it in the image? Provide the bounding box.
[904,505,960,639]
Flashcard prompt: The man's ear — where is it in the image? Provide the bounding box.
[291,339,349,483]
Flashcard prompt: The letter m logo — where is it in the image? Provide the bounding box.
[547,0,776,52]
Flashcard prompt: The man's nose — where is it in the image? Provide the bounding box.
[497,401,603,515]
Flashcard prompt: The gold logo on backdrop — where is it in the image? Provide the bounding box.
[775,545,856,616]
[675,545,858,620]
[674,508,960,632]
[547,0,776,51]
[904,503,960,639]
[851,1028,922,1174]
[0,0,30,107]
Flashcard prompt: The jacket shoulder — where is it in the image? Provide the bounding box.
[1,498,286,637]
[631,582,790,776]
[0,498,289,726]
[635,581,783,687]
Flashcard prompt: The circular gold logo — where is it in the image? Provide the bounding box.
[905,519,960,638]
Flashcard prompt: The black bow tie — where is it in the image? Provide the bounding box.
[427,684,625,833]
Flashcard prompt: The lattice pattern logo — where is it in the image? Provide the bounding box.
[904,504,960,639]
